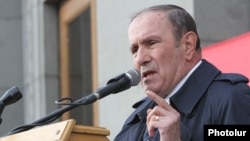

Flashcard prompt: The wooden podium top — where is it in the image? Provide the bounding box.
[0,119,110,141]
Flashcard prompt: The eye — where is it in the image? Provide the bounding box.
[148,40,157,46]
[130,45,138,54]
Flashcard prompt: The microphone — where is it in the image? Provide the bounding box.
[5,69,140,135]
[0,86,22,107]
[0,86,23,124]
[82,68,141,104]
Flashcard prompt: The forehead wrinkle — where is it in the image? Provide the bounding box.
[136,32,140,45]
[129,29,142,47]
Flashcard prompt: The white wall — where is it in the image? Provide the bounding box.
[95,0,194,140]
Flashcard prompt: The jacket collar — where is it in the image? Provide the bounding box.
[124,97,155,125]
[170,59,221,117]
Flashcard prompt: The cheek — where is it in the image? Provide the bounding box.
[133,59,140,70]
[157,54,177,79]
[157,52,173,66]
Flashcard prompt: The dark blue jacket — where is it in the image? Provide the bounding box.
[114,59,250,141]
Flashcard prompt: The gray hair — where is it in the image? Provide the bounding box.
[131,5,201,50]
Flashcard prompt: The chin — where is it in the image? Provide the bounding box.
[144,86,159,93]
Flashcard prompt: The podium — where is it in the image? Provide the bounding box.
[0,119,110,141]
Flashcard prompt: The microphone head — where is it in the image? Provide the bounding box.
[125,68,141,86]
[0,86,23,106]
[95,68,141,97]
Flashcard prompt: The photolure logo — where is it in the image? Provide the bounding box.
[204,125,250,141]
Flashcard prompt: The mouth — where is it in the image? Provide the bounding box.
[142,70,156,78]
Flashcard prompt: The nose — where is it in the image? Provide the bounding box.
[134,47,151,66]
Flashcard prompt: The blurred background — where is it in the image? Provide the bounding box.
[0,0,249,140]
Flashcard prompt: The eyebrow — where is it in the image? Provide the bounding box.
[140,34,161,44]
[129,33,161,48]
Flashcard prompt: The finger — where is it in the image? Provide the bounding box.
[148,106,170,118]
[146,90,169,109]
[147,115,160,137]
[147,108,153,114]
[147,108,160,125]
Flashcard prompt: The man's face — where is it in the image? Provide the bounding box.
[128,11,187,97]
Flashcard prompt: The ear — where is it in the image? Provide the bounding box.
[181,31,198,61]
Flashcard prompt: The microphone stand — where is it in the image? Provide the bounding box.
[5,92,98,136]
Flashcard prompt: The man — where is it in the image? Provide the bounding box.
[114,4,250,141]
